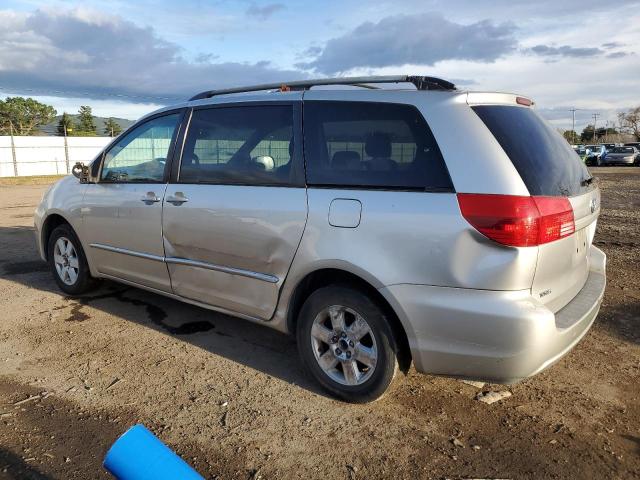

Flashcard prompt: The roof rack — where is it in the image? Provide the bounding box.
[189,75,456,101]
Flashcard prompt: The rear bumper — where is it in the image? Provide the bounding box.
[380,246,606,383]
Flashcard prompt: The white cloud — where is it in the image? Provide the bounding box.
[300,13,517,74]
[0,7,302,103]
[0,1,638,130]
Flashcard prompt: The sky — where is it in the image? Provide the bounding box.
[0,0,638,132]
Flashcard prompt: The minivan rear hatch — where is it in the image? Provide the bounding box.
[471,103,599,312]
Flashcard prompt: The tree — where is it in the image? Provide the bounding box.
[57,112,74,136]
[0,97,56,135]
[618,107,640,141]
[104,117,123,137]
[75,105,97,136]
[580,124,595,142]
[562,130,579,144]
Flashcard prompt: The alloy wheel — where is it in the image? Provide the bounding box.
[310,305,378,386]
[53,236,79,286]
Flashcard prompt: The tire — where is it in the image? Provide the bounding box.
[47,224,97,295]
[296,285,399,403]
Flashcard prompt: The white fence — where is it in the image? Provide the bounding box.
[0,136,112,177]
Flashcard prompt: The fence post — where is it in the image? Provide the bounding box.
[9,123,18,177]
[63,128,70,174]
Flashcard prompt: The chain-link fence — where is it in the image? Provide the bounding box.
[0,136,111,177]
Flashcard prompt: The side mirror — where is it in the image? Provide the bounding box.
[72,162,91,183]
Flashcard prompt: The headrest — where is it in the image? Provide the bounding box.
[365,132,392,158]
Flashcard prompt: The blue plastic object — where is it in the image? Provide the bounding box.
[104,424,204,480]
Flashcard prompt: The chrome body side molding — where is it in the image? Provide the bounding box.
[89,243,278,283]
[164,257,279,283]
[90,243,165,263]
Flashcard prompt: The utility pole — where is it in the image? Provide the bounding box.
[569,108,578,143]
[592,113,600,143]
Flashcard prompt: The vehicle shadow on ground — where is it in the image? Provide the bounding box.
[0,448,53,480]
[0,226,329,399]
[596,300,640,346]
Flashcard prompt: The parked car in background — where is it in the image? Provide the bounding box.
[624,142,640,152]
[602,146,639,166]
[573,145,587,161]
[34,75,606,402]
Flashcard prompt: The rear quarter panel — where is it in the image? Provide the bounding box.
[271,188,539,332]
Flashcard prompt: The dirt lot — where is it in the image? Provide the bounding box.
[0,168,638,480]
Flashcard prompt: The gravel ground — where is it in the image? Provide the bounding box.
[0,167,638,480]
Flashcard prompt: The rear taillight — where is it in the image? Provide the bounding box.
[457,194,575,247]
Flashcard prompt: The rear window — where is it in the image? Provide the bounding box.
[472,105,592,197]
[613,147,634,154]
[304,101,453,191]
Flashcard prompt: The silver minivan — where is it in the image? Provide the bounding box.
[35,76,606,402]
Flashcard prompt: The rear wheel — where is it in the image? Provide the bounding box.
[296,285,399,403]
[47,224,97,295]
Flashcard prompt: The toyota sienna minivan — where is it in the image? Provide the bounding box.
[35,75,606,402]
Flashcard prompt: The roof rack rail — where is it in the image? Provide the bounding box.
[189,75,456,101]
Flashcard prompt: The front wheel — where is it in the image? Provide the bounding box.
[47,224,97,295]
[296,286,399,403]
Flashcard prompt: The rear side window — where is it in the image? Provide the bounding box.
[304,101,452,191]
[179,105,295,185]
[472,106,592,197]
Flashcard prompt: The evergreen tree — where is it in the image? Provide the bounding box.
[76,105,97,136]
[104,117,123,137]
[57,112,74,136]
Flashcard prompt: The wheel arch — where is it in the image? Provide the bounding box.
[285,267,411,372]
[41,213,73,260]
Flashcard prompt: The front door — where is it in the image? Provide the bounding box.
[162,102,307,319]
[82,111,183,291]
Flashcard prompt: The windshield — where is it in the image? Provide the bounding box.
[613,147,634,154]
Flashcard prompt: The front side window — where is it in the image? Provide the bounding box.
[179,105,294,185]
[303,101,452,190]
[101,113,181,182]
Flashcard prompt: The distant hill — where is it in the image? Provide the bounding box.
[39,115,135,136]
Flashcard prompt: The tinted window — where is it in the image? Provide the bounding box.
[101,113,180,182]
[180,105,295,185]
[304,101,452,191]
[472,106,592,197]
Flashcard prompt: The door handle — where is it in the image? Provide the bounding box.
[140,192,161,204]
[166,192,189,205]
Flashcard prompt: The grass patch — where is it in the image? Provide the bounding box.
[0,175,66,186]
